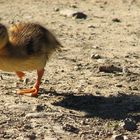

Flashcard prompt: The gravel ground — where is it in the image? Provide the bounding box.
[0,0,140,139]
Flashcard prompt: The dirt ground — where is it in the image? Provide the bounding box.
[0,0,140,139]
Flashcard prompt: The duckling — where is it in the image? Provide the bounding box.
[0,22,62,96]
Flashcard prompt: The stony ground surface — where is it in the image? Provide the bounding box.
[0,0,140,139]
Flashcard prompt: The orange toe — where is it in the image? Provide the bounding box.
[16,87,38,97]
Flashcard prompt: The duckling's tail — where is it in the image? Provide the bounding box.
[45,29,63,52]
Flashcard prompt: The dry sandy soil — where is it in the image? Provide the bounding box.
[0,0,140,139]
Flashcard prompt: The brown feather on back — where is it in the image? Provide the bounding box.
[8,22,62,57]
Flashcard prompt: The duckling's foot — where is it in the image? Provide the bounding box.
[16,87,39,97]
[16,69,44,97]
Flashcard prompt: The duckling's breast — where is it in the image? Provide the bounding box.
[0,55,47,72]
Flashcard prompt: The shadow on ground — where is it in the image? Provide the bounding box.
[40,90,140,121]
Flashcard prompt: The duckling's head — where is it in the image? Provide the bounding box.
[0,24,8,49]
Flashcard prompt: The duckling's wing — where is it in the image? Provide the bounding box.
[8,23,61,57]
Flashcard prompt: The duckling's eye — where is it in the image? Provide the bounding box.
[0,27,4,32]
[0,29,6,38]
[0,30,3,35]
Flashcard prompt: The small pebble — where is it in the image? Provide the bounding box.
[80,120,85,125]
[122,118,137,131]
[112,134,124,140]
[122,67,129,74]
[32,104,45,112]
[49,87,56,93]
[62,124,79,134]
[13,82,19,88]
[112,18,121,22]
[60,9,87,19]
[94,130,99,135]
[54,7,59,12]
[3,133,12,139]
[99,65,123,73]
[95,91,101,95]
[24,78,30,85]
[47,92,55,96]
[116,84,123,87]
[23,124,32,129]
[80,120,88,125]
[73,12,87,19]
[74,66,81,71]
[61,69,65,72]
[70,4,77,8]
[123,136,129,140]
[92,45,99,49]
[25,132,36,140]
[91,54,101,59]
[132,86,138,90]
[43,79,49,84]
[0,75,3,80]
[88,25,96,28]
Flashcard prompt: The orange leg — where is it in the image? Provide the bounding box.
[16,71,25,80]
[17,69,44,97]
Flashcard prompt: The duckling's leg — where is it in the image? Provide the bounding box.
[16,71,25,80]
[17,69,44,97]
